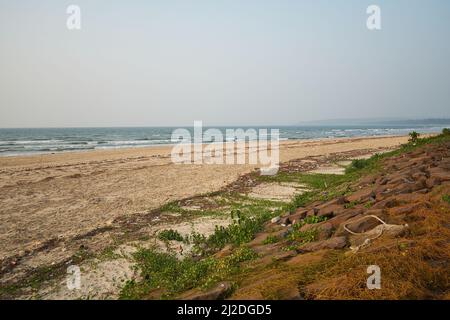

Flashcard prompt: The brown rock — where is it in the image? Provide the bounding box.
[412,172,427,180]
[377,176,389,185]
[299,236,348,252]
[358,175,376,186]
[429,167,450,181]
[317,222,333,240]
[390,203,423,215]
[317,197,348,208]
[342,212,383,234]
[214,244,233,258]
[306,208,319,217]
[426,177,442,189]
[317,204,344,218]
[185,282,232,300]
[326,209,364,228]
[372,198,399,210]
[292,208,307,220]
[335,196,349,205]
[346,188,375,203]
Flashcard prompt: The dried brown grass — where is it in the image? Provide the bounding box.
[299,184,450,300]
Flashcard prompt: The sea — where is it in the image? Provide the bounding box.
[0,124,449,157]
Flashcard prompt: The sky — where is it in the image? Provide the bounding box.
[0,0,450,128]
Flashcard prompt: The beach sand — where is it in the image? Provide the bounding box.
[0,135,409,263]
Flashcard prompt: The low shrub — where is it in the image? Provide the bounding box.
[158,229,184,242]
[120,246,257,299]
[442,194,450,204]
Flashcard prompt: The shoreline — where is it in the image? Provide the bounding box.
[0,134,412,167]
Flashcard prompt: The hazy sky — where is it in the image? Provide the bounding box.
[1,0,449,127]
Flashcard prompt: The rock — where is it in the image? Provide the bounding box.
[426,177,442,189]
[383,224,408,237]
[299,236,348,252]
[326,209,363,228]
[317,197,348,208]
[390,203,427,215]
[214,245,233,258]
[412,172,427,180]
[317,222,333,240]
[429,167,450,181]
[394,183,414,195]
[317,204,344,218]
[271,216,281,224]
[186,282,232,300]
[350,224,408,248]
[372,198,399,210]
[358,175,376,186]
[306,208,319,217]
[342,212,383,233]
[346,188,375,203]
[336,196,349,205]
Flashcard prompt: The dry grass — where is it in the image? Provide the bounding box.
[229,184,450,300]
[299,184,450,300]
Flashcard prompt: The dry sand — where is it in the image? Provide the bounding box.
[0,135,408,262]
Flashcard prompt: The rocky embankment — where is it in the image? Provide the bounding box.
[184,140,450,300]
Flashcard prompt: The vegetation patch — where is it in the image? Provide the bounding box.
[190,211,277,255]
[442,194,450,204]
[287,228,318,244]
[263,235,280,245]
[120,246,257,299]
[158,229,184,242]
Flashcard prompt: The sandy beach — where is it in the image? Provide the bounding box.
[0,135,409,263]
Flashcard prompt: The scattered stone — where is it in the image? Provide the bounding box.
[271,216,281,224]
